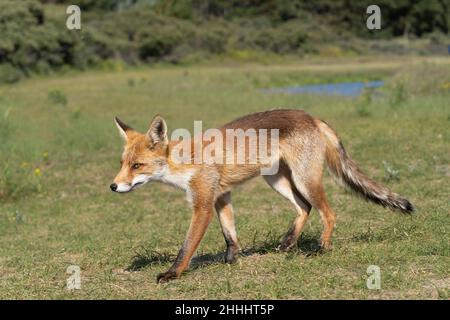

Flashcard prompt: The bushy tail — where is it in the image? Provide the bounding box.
[316,119,414,214]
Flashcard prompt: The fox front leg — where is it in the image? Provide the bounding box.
[157,197,214,283]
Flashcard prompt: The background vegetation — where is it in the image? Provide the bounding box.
[0,57,449,299]
[0,0,449,83]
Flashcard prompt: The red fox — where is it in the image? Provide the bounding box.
[111,109,414,283]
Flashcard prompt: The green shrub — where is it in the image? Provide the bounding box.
[197,25,229,54]
[0,64,23,84]
[382,161,400,182]
[139,31,182,60]
[355,88,373,117]
[0,0,94,82]
[389,81,407,107]
[244,22,308,54]
[48,90,68,107]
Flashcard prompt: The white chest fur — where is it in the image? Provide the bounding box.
[159,168,196,192]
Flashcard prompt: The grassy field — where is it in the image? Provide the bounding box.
[0,56,449,299]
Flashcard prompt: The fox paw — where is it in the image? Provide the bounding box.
[277,243,295,252]
[320,240,333,252]
[225,246,239,264]
[278,237,296,252]
[156,270,178,284]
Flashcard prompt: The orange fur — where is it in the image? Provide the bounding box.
[111,109,414,283]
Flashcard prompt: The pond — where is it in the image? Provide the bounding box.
[264,80,384,97]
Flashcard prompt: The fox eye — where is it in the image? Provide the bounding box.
[131,163,142,170]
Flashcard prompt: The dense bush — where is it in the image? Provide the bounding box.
[39,0,134,11]
[157,0,450,37]
[0,64,22,84]
[0,0,448,83]
[0,1,96,79]
[247,22,308,53]
[299,0,450,38]
[0,0,316,78]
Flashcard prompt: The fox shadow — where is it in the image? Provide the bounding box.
[126,233,323,272]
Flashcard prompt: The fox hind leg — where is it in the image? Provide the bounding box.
[288,160,336,251]
[264,163,312,251]
[312,185,336,250]
[215,192,240,263]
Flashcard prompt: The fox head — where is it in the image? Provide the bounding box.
[110,115,169,193]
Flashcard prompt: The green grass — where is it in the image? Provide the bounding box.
[0,57,449,299]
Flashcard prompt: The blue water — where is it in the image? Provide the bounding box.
[265,80,384,97]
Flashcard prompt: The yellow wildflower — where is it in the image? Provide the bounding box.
[440,82,450,91]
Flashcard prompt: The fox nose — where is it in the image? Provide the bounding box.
[110,183,118,192]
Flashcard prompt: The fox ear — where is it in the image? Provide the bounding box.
[147,115,168,146]
[114,117,134,141]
